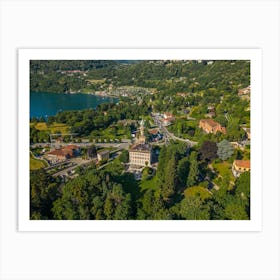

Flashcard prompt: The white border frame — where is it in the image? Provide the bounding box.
[18,48,262,231]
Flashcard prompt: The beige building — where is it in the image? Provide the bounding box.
[129,119,152,166]
[238,85,251,96]
[232,159,250,177]
[199,119,226,134]
[129,144,152,166]
[137,119,146,144]
[97,150,110,162]
[238,85,251,101]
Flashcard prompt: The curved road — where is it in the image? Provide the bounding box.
[152,115,198,147]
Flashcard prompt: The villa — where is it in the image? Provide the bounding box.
[199,119,226,134]
[232,159,250,177]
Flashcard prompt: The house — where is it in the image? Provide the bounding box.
[205,105,216,118]
[149,129,162,142]
[163,117,174,126]
[207,105,215,112]
[238,85,251,96]
[129,143,152,167]
[238,85,251,101]
[163,112,174,119]
[176,92,190,98]
[232,159,250,177]
[64,144,80,154]
[162,113,174,126]
[242,127,251,140]
[97,150,110,162]
[199,119,226,134]
[149,129,160,138]
[47,149,70,163]
[46,144,80,164]
[205,111,216,118]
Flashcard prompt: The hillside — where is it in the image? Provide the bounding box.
[30,60,250,95]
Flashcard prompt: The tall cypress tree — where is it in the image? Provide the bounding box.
[157,145,167,185]
[162,155,177,200]
[186,151,199,187]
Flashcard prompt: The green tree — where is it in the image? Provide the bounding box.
[157,145,167,185]
[104,196,114,219]
[224,200,249,220]
[217,139,234,161]
[235,172,250,201]
[199,141,217,162]
[186,151,199,187]
[119,149,129,163]
[177,157,189,188]
[180,197,210,220]
[30,169,59,219]
[114,194,132,220]
[162,155,177,200]
[87,145,97,159]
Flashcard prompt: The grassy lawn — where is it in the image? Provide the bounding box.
[242,147,250,160]
[30,153,47,170]
[184,186,212,201]
[31,122,70,134]
[140,176,159,192]
[91,126,129,140]
[212,161,235,182]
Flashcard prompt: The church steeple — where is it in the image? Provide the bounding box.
[140,119,145,136]
[138,119,146,144]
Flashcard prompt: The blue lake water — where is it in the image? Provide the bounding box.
[30,92,118,118]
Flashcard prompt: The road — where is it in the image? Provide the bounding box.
[52,158,96,177]
[31,140,131,150]
[52,150,122,177]
[151,114,197,147]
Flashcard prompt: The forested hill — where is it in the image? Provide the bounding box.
[30,60,118,72]
[30,60,250,94]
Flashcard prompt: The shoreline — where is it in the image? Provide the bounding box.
[31,90,119,98]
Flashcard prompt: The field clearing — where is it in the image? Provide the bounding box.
[31,122,70,134]
[212,161,235,181]
[184,186,212,201]
[30,153,47,170]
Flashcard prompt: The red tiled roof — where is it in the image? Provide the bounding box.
[164,112,173,118]
[48,149,69,157]
[200,119,220,128]
[149,129,159,135]
[64,144,79,150]
[164,117,174,122]
[234,160,250,169]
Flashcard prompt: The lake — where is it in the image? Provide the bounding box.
[30,92,118,118]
